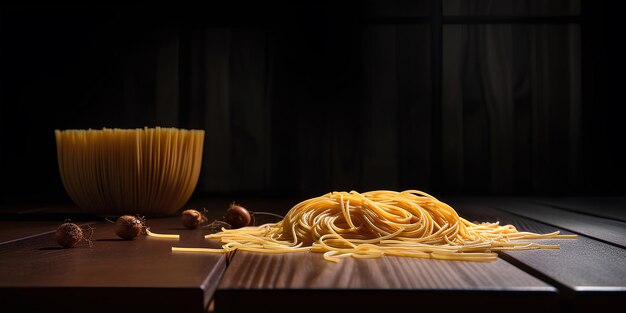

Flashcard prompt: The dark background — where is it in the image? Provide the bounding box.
[0,0,624,207]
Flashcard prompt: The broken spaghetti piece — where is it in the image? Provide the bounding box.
[146,228,180,239]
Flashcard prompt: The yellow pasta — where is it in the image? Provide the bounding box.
[172,247,226,253]
[146,228,180,239]
[55,127,204,216]
[201,190,576,262]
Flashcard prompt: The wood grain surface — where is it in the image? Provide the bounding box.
[0,220,81,246]
[214,197,626,313]
[215,245,557,312]
[219,250,554,290]
[2,197,625,312]
[449,199,626,311]
[0,217,226,313]
[0,203,96,246]
[469,198,626,248]
[537,197,626,223]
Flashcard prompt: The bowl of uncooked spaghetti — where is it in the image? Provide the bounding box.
[55,127,205,216]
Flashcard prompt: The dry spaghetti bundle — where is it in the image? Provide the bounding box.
[55,127,204,216]
[183,190,575,262]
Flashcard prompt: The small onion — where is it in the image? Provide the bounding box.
[115,215,143,240]
[181,209,205,229]
[55,222,83,248]
[225,202,251,229]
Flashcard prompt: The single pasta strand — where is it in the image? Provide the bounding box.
[146,228,180,239]
[172,247,226,253]
[189,190,577,262]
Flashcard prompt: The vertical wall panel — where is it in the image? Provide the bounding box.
[396,25,432,191]
[229,29,271,191]
[443,24,581,194]
[155,28,180,127]
[444,0,580,16]
[442,25,465,192]
[362,26,399,190]
[191,29,231,192]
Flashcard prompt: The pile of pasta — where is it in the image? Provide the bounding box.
[56,127,204,216]
[175,190,575,262]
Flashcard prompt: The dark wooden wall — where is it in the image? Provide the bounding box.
[0,1,624,207]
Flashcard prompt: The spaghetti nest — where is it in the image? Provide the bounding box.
[205,190,575,262]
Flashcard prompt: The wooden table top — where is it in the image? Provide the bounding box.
[1,197,624,312]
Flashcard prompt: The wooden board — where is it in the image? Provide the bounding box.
[0,203,98,246]
[0,217,226,313]
[448,199,626,311]
[3,197,626,312]
[537,197,626,223]
[215,250,557,313]
[468,197,626,248]
[0,220,77,246]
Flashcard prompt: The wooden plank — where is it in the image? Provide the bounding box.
[448,199,626,311]
[537,197,626,223]
[471,197,626,248]
[0,202,82,215]
[396,24,432,189]
[441,24,465,192]
[361,25,399,190]
[0,203,96,246]
[0,196,282,246]
[0,217,226,313]
[215,251,557,313]
[229,28,271,191]
[0,220,83,246]
[189,28,231,193]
